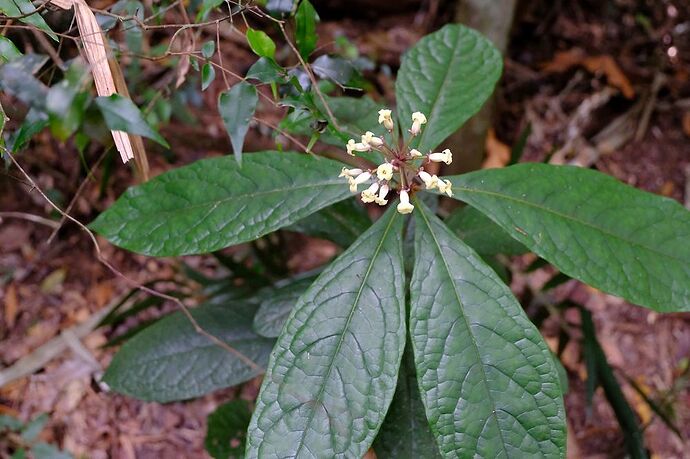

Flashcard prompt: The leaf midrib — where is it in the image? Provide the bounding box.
[457,186,688,265]
[117,180,346,220]
[415,205,509,456]
[293,211,400,457]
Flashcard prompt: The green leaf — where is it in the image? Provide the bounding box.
[201,62,216,91]
[246,28,276,59]
[95,94,169,148]
[581,307,647,458]
[90,152,352,256]
[103,299,274,403]
[0,36,22,63]
[202,40,216,59]
[20,414,48,442]
[252,276,316,338]
[31,443,73,459]
[0,56,49,110]
[444,205,527,256]
[396,24,502,153]
[246,207,406,458]
[311,55,354,86]
[295,0,317,59]
[410,201,566,457]
[447,163,690,312]
[218,82,258,165]
[205,400,252,459]
[286,198,371,247]
[246,57,285,84]
[0,0,57,41]
[374,343,441,459]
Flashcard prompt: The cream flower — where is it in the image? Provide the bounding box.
[397,190,414,214]
[339,167,363,178]
[409,149,423,158]
[429,148,452,165]
[437,179,453,197]
[361,182,379,203]
[375,184,389,206]
[361,131,383,148]
[346,139,371,156]
[348,171,371,192]
[418,170,438,189]
[378,109,394,131]
[377,162,394,181]
[410,112,427,136]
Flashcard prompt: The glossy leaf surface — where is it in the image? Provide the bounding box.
[448,163,690,311]
[411,202,566,457]
[218,82,258,164]
[95,94,169,148]
[91,152,351,256]
[246,208,406,458]
[396,24,502,153]
[103,300,274,403]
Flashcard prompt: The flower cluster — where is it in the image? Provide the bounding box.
[338,109,454,214]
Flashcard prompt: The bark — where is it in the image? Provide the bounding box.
[443,0,518,175]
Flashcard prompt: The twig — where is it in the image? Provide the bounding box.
[0,299,112,387]
[4,148,262,373]
[0,211,60,228]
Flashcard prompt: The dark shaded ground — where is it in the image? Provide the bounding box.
[1,0,690,457]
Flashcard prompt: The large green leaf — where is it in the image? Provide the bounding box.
[411,201,566,457]
[447,163,690,312]
[252,275,317,338]
[444,204,527,256]
[374,343,441,459]
[103,299,274,403]
[246,207,406,458]
[218,82,258,165]
[90,152,351,256]
[286,198,371,247]
[396,24,502,153]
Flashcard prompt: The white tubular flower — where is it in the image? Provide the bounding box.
[361,182,380,203]
[375,184,389,206]
[376,162,394,181]
[438,179,453,197]
[339,167,363,178]
[418,170,439,189]
[409,149,423,158]
[348,171,372,193]
[347,139,371,156]
[362,131,384,148]
[378,109,394,131]
[410,112,427,136]
[429,148,452,164]
[397,190,414,214]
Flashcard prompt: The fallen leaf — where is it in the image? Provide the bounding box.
[4,283,18,327]
[482,128,511,169]
[40,268,67,294]
[542,48,635,99]
[682,111,690,138]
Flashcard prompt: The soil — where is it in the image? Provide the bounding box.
[1,0,689,458]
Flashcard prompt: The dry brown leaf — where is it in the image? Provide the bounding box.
[542,48,635,99]
[52,0,134,163]
[482,128,511,169]
[682,111,690,138]
[4,283,18,328]
[362,448,377,459]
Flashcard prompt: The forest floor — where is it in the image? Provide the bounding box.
[1,0,690,458]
